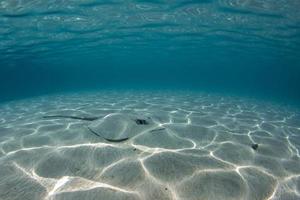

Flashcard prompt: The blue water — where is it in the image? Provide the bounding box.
[0,0,299,105]
[1,2,300,199]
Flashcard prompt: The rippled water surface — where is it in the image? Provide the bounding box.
[0,0,300,102]
[1,0,299,60]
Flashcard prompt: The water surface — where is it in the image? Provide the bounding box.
[0,0,300,103]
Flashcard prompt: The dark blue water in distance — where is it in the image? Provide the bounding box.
[0,0,300,105]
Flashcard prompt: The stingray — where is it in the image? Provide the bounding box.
[43,113,163,142]
[43,115,99,121]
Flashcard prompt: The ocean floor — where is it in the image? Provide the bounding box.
[0,91,300,200]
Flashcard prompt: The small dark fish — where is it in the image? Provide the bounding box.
[251,143,259,150]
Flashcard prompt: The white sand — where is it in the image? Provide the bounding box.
[0,91,299,200]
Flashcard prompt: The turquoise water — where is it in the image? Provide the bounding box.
[1,1,300,200]
[0,0,300,103]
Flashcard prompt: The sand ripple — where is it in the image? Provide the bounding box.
[0,91,300,200]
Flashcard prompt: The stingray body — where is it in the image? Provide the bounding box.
[43,113,161,142]
[87,113,157,142]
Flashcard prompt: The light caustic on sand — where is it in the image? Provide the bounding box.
[0,92,300,200]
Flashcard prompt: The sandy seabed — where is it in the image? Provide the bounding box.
[0,91,299,200]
